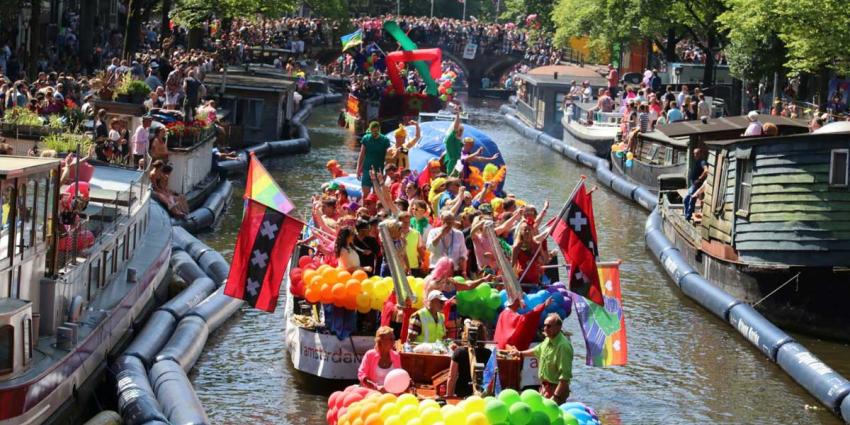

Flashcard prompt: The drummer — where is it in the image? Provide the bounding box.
[358,326,402,391]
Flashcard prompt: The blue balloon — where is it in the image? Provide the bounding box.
[625,159,634,167]
[567,409,592,424]
[559,402,586,412]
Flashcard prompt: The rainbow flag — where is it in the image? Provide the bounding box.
[570,263,628,367]
[245,154,294,214]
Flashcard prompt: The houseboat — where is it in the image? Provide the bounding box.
[513,65,607,139]
[0,157,171,424]
[561,102,622,157]
[341,93,442,135]
[612,115,809,193]
[657,121,850,340]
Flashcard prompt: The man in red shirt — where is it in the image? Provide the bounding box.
[494,297,553,351]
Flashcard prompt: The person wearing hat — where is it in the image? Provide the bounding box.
[426,210,468,276]
[386,120,420,171]
[356,121,391,200]
[406,289,449,343]
[744,110,763,137]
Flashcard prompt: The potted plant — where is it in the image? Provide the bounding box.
[1,107,47,137]
[113,74,151,104]
[42,132,92,154]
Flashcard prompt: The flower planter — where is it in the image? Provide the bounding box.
[130,92,146,104]
[115,94,132,103]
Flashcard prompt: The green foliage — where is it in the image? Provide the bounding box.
[42,133,92,154]
[3,107,44,127]
[47,115,66,130]
[113,74,152,98]
[500,0,554,30]
[171,0,298,28]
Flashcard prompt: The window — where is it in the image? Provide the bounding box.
[648,145,661,162]
[0,182,12,262]
[24,179,36,251]
[665,147,674,165]
[736,157,754,217]
[0,325,12,374]
[14,182,25,255]
[237,99,264,129]
[713,150,729,215]
[23,317,31,365]
[10,267,20,299]
[0,271,8,298]
[104,249,114,282]
[829,149,848,187]
[37,176,47,244]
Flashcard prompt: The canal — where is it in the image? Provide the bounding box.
[189,101,849,424]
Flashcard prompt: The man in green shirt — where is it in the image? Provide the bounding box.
[513,313,573,403]
[357,121,391,199]
[443,109,464,175]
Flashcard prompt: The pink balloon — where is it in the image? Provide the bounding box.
[383,369,411,394]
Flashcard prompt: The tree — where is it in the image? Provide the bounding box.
[501,0,555,31]
[170,0,298,31]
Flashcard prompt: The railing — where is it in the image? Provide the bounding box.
[565,101,623,127]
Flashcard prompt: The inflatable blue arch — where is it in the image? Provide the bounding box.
[334,121,505,199]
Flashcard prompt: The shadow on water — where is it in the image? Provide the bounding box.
[189,102,848,424]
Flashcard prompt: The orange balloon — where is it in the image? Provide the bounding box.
[364,412,381,425]
[352,270,368,281]
[320,283,333,303]
[321,271,337,286]
[351,418,364,425]
[305,286,320,304]
[302,269,317,284]
[337,270,353,282]
[317,264,331,275]
[332,283,347,301]
[346,405,362,421]
[345,279,362,297]
[377,393,397,406]
[309,275,323,288]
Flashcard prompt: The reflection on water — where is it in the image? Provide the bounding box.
[191,102,848,424]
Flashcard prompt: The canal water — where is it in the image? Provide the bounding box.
[190,101,849,424]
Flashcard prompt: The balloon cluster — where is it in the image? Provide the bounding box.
[438,70,458,103]
[610,143,634,168]
[365,53,379,74]
[291,256,428,312]
[499,287,571,326]
[456,282,502,323]
[330,388,601,425]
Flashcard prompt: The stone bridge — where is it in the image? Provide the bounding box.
[311,45,524,95]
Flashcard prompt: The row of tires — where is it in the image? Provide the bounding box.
[501,105,850,423]
[114,226,242,425]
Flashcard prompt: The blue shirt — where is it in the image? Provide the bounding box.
[667,108,684,123]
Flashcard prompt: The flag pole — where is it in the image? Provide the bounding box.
[517,175,586,283]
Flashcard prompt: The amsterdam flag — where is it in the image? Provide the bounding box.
[551,182,604,306]
[224,200,303,312]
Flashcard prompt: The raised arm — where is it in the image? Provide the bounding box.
[403,121,421,150]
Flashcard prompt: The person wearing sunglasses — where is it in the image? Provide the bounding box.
[510,313,573,403]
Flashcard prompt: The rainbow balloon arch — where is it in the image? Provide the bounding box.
[327,385,602,425]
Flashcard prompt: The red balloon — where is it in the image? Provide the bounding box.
[298,256,313,268]
[342,392,363,407]
[329,391,344,408]
[326,407,336,425]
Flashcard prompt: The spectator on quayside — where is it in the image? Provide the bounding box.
[511,313,574,404]
[406,290,449,344]
[358,326,402,391]
[666,101,684,123]
[357,121,391,200]
[677,85,690,108]
[606,64,619,98]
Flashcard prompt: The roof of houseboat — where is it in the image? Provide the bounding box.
[0,156,60,177]
[519,64,609,87]
[205,68,296,92]
[656,115,808,138]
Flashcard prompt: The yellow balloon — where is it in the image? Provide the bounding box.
[399,405,419,422]
[362,280,375,294]
[419,399,440,414]
[408,418,423,425]
[377,393,397,406]
[464,396,486,415]
[380,402,398,420]
[384,414,403,425]
[397,393,418,408]
[442,406,465,425]
[465,412,488,425]
[420,407,443,425]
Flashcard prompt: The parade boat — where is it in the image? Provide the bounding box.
[0,158,171,424]
[657,121,850,340]
[561,102,622,158]
[612,115,809,193]
[342,93,443,135]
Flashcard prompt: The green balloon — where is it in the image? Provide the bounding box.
[561,413,579,425]
[520,389,545,413]
[508,402,532,425]
[498,389,521,407]
[486,293,502,309]
[529,411,551,425]
[475,283,492,298]
[447,87,454,95]
[542,399,561,422]
[485,399,510,424]
[454,276,466,284]
[550,417,565,425]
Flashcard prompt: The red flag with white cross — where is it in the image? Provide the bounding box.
[551,182,604,306]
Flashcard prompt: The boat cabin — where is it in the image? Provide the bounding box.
[205,67,298,148]
[615,115,809,191]
[684,123,850,266]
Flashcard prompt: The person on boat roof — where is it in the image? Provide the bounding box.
[406,290,449,343]
[358,326,402,391]
[357,121,391,200]
[443,107,464,175]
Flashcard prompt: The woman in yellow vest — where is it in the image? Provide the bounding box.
[406,290,448,343]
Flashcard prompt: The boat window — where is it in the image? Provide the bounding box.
[23,317,31,364]
[713,150,729,215]
[130,224,136,250]
[24,179,36,251]
[37,176,47,244]
[665,147,674,164]
[648,145,661,162]
[0,182,11,263]
[89,256,102,293]
[10,267,20,299]
[118,234,126,267]
[238,98,264,129]
[0,271,8,298]
[829,149,848,187]
[14,182,25,256]
[736,158,754,217]
[0,325,12,374]
[105,249,114,282]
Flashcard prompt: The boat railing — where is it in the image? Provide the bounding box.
[566,101,623,127]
